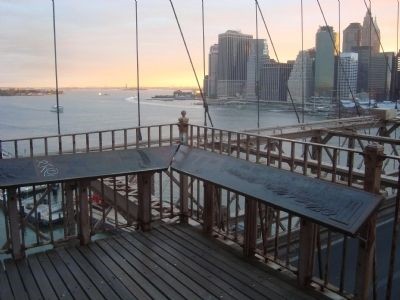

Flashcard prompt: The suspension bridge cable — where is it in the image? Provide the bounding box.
[168,0,213,127]
[315,0,361,116]
[51,0,61,135]
[202,0,207,126]
[255,1,301,123]
[337,0,341,118]
[255,0,260,129]
[301,0,305,123]
[134,0,142,140]
[396,0,399,109]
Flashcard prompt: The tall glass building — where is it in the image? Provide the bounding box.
[314,26,338,98]
[217,30,252,98]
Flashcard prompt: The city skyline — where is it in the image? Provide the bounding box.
[0,0,398,88]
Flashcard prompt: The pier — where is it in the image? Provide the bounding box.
[0,113,399,299]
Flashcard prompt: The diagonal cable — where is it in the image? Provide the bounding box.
[168,0,213,127]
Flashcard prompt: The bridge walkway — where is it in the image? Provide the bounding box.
[0,224,324,300]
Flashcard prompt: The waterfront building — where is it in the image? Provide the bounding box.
[260,61,293,102]
[287,49,315,103]
[369,52,393,100]
[361,10,381,55]
[343,23,362,53]
[207,44,219,98]
[244,39,269,101]
[337,52,358,99]
[314,26,338,97]
[217,30,253,98]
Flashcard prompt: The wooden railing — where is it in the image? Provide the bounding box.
[0,119,399,300]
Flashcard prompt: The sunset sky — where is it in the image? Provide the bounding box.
[0,0,398,88]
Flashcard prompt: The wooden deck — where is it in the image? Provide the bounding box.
[0,224,326,300]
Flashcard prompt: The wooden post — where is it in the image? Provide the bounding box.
[138,172,153,231]
[179,173,189,223]
[243,197,257,257]
[178,111,189,223]
[65,182,76,237]
[310,136,322,174]
[203,182,216,234]
[355,144,384,300]
[298,219,316,287]
[78,181,90,245]
[7,188,24,260]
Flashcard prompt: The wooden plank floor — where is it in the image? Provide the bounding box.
[0,224,327,300]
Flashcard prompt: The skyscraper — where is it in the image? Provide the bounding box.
[287,49,315,103]
[245,39,269,100]
[217,30,253,98]
[337,53,358,99]
[361,10,381,55]
[207,44,219,98]
[343,23,362,52]
[314,26,338,97]
[369,52,393,100]
[260,61,293,102]
[351,46,371,93]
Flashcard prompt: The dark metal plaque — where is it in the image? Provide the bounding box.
[0,146,177,188]
[172,146,382,235]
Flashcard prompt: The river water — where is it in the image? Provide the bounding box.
[0,88,322,140]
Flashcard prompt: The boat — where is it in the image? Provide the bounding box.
[50,104,63,113]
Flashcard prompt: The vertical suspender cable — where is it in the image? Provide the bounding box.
[368,0,372,108]
[255,0,260,129]
[134,0,142,140]
[315,0,360,116]
[51,0,61,136]
[301,0,304,123]
[337,0,341,119]
[396,0,399,109]
[256,1,300,123]
[168,0,213,127]
[202,0,207,126]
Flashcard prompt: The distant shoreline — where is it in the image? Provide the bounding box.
[0,88,62,97]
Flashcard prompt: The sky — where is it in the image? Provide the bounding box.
[0,0,398,88]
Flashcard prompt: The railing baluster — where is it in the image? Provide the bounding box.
[124,129,128,149]
[211,128,215,152]
[303,144,308,176]
[44,137,48,156]
[29,139,33,157]
[148,127,151,148]
[99,132,102,152]
[14,140,18,158]
[112,130,115,150]
[159,172,163,219]
[332,148,338,183]
[290,142,295,171]
[159,126,162,147]
[73,134,77,153]
[86,133,90,153]
[246,135,250,161]
[219,130,223,154]
[227,131,231,156]
[236,133,240,159]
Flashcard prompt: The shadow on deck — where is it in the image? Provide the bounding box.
[0,224,324,300]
